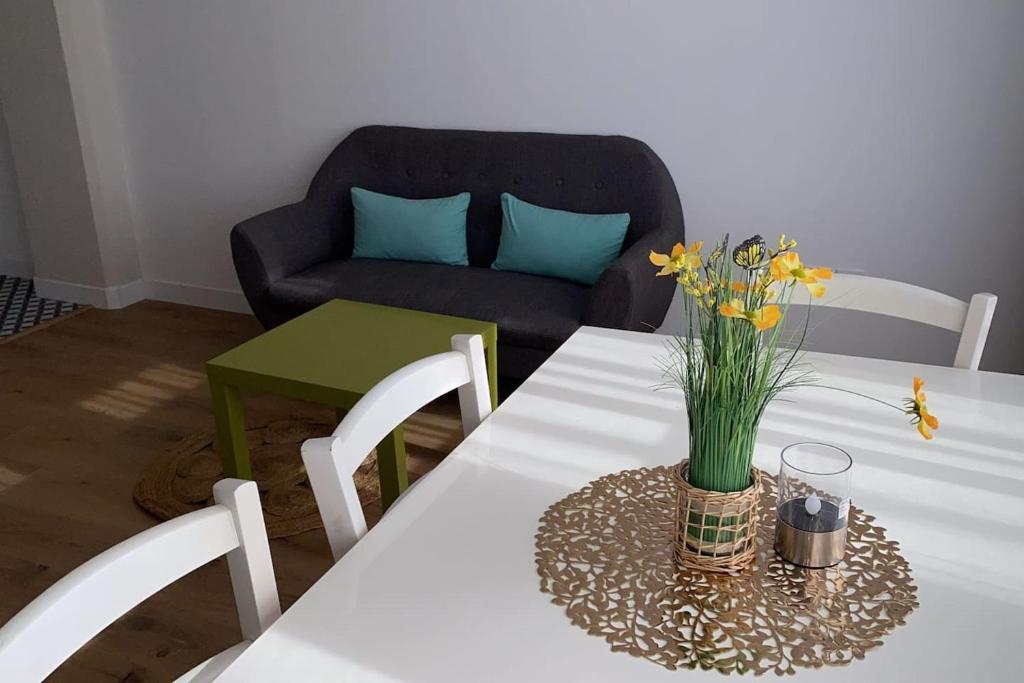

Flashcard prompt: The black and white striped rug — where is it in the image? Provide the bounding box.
[0,275,81,339]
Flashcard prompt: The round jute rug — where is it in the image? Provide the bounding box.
[133,418,380,539]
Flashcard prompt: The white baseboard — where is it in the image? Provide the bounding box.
[31,276,252,314]
[146,280,252,314]
[110,279,149,308]
[33,277,148,309]
[0,257,34,279]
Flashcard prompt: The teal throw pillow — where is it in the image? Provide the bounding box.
[351,187,470,266]
[491,193,629,286]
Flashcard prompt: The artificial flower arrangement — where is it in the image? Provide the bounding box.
[650,234,937,569]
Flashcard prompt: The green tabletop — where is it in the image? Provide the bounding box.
[206,299,498,509]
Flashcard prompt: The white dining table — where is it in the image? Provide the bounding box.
[215,326,1024,682]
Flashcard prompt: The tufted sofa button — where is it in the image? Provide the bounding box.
[405,168,414,177]
[513,176,522,185]
[556,177,565,186]
[442,171,451,179]
[477,173,486,180]
[595,181,604,189]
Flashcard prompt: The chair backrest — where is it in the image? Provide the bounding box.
[0,480,280,682]
[302,334,491,561]
[813,274,997,370]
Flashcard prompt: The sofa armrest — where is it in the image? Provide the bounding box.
[584,230,681,332]
[230,198,339,326]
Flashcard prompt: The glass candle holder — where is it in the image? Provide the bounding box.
[774,442,852,568]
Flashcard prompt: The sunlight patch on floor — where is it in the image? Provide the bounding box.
[79,363,205,420]
[0,462,32,493]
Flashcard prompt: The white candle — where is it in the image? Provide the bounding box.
[804,492,822,516]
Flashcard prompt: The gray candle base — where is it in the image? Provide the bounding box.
[775,498,848,567]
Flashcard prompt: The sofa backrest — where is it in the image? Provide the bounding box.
[307,125,683,268]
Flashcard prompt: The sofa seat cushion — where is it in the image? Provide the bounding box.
[268,259,589,351]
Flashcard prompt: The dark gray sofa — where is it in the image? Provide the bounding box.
[231,125,685,380]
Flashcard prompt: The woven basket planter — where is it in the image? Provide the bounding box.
[671,461,763,573]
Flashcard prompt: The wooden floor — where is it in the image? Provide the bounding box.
[0,301,449,682]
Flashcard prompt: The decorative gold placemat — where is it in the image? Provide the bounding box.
[535,466,918,676]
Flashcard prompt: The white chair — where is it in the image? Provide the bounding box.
[814,273,997,370]
[303,334,491,562]
[0,480,280,683]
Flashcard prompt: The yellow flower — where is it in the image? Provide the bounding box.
[677,270,714,298]
[650,242,703,276]
[905,377,939,440]
[708,242,725,263]
[719,299,782,331]
[776,234,797,255]
[731,279,777,299]
[677,268,697,285]
[676,269,698,290]
[769,251,833,298]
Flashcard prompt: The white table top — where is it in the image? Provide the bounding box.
[217,327,1024,682]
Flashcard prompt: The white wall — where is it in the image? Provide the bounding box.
[53,0,142,289]
[0,0,108,289]
[100,0,1024,372]
[0,98,33,278]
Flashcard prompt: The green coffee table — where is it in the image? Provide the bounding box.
[206,299,498,510]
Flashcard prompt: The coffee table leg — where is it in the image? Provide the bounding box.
[210,380,252,479]
[484,333,498,409]
[377,426,408,511]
